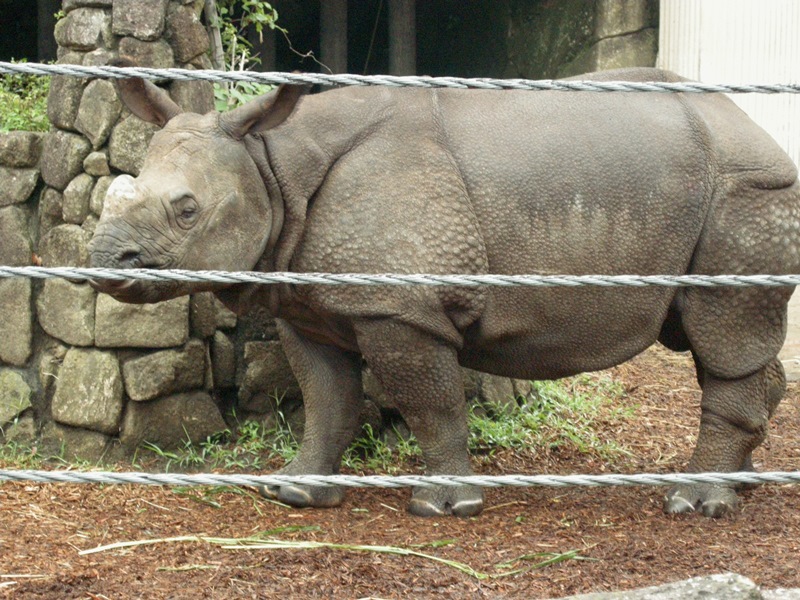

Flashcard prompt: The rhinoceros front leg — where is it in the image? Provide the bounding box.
[664,358,785,518]
[354,320,483,517]
[259,319,365,508]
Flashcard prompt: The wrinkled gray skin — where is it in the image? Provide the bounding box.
[89,68,800,518]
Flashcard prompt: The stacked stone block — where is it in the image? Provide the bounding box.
[0,131,41,441]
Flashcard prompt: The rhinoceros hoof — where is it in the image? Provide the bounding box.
[258,483,345,508]
[663,484,739,518]
[408,485,484,518]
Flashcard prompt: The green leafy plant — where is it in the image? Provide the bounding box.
[209,1,281,111]
[0,60,50,132]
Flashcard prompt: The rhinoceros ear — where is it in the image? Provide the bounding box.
[111,59,182,128]
[218,84,309,140]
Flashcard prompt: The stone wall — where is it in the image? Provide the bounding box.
[0,0,237,460]
[506,0,658,79]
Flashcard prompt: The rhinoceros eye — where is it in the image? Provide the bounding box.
[172,196,200,230]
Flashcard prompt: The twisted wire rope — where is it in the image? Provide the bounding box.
[1,470,799,489]
[2,266,800,288]
[2,61,800,93]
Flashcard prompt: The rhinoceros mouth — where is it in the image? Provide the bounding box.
[88,278,136,294]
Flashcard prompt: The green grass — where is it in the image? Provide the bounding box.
[0,373,635,473]
[0,61,50,133]
[134,372,634,473]
[469,374,634,459]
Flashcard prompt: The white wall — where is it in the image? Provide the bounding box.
[658,0,800,168]
[658,0,800,376]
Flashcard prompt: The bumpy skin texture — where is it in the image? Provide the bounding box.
[89,68,800,518]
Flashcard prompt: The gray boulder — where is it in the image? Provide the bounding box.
[118,37,175,70]
[95,294,190,348]
[122,339,206,401]
[40,129,92,191]
[120,391,227,450]
[112,0,168,41]
[0,132,43,168]
[54,7,113,51]
[38,187,64,238]
[39,341,68,400]
[0,370,32,426]
[63,0,113,11]
[62,173,95,224]
[2,414,36,444]
[83,151,111,177]
[90,175,115,215]
[170,79,215,114]
[595,0,657,39]
[47,75,87,131]
[763,590,800,600]
[165,1,210,62]
[0,280,32,366]
[51,348,124,435]
[41,422,114,463]
[75,79,122,148]
[211,331,236,389]
[108,115,159,176]
[0,206,32,266]
[0,167,40,206]
[36,279,96,346]
[554,573,763,600]
[238,341,302,412]
[189,292,218,339]
[38,223,92,267]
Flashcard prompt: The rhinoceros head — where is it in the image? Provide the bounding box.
[88,74,305,302]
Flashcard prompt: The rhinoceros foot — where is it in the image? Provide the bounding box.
[409,484,484,518]
[258,481,345,508]
[257,464,345,507]
[663,484,739,518]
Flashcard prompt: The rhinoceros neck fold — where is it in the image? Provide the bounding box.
[254,87,399,276]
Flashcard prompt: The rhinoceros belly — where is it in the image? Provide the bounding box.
[459,286,673,379]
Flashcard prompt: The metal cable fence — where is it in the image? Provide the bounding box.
[3,60,800,93]
[1,61,798,494]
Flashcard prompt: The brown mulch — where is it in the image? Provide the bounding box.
[2,346,799,599]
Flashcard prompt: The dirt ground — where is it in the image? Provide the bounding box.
[1,345,799,599]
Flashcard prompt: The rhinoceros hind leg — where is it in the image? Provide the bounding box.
[663,358,785,518]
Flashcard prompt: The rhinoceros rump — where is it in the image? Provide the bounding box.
[89,67,800,518]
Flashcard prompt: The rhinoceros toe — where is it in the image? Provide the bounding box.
[663,484,739,518]
[408,485,484,518]
[258,483,345,508]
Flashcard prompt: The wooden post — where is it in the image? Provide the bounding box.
[204,0,226,70]
[388,0,416,75]
[320,0,348,74]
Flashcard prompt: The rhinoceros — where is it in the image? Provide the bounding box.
[88,67,799,518]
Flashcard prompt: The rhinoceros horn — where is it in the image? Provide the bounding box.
[218,83,310,140]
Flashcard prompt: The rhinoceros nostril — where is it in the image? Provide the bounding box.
[117,250,143,267]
